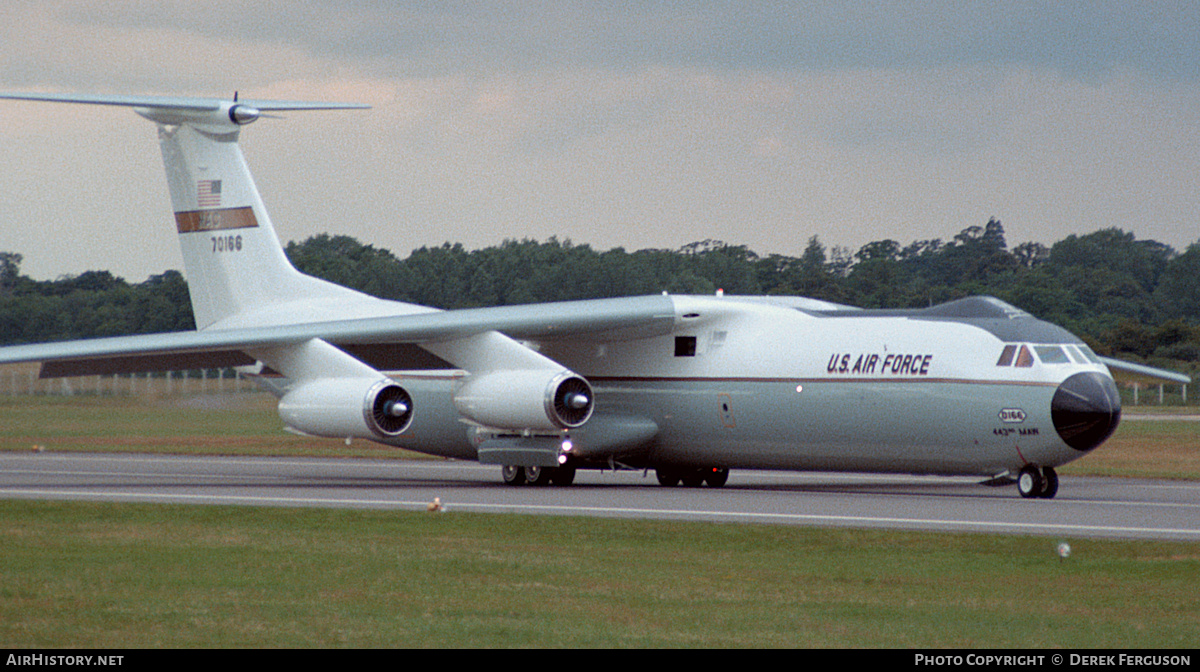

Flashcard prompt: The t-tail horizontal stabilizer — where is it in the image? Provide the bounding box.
[0,91,390,333]
[0,91,369,116]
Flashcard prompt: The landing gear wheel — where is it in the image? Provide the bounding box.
[550,466,576,486]
[705,467,730,488]
[1018,465,1044,499]
[525,465,553,486]
[680,470,706,487]
[1039,467,1059,499]
[656,468,681,487]
[501,465,526,486]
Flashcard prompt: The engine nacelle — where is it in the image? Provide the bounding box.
[453,370,594,432]
[279,378,413,440]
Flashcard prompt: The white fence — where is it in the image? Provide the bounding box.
[1,364,250,396]
[1128,382,1187,406]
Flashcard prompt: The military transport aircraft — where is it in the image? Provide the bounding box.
[0,92,1185,498]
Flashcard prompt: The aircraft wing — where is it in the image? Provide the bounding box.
[1099,357,1192,386]
[0,294,678,377]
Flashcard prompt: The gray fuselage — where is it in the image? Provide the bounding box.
[385,295,1121,479]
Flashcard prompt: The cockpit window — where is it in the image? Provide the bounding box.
[997,345,1017,366]
[1014,345,1034,368]
[1035,345,1070,364]
[1000,344,1084,367]
[1076,345,1102,364]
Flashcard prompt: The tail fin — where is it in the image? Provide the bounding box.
[0,92,392,329]
[151,104,343,329]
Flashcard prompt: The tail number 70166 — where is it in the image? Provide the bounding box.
[212,235,243,253]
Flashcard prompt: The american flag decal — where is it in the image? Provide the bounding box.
[197,179,222,208]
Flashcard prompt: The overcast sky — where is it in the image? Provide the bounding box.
[2,1,1198,281]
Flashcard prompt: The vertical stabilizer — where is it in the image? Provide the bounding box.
[135,99,379,329]
[156,121,298,328]
[155,118,307,328]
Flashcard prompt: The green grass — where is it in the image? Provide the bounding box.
[1063,414,1200,480]
[0,393,430,459]
[1,500,1197,648]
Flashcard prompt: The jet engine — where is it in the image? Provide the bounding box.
[453,370,594,432]
[279,378,414,440]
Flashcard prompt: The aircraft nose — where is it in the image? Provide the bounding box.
[1051,372,1121,452]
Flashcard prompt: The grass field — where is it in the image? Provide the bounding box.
[2,500,1198,648]
[1066,417,1200,479]
[0,393,428,460]
[1,393,1198,647]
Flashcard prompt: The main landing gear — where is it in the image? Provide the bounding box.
[501,465,731,488]
[656,466,729,488]
[501,465,576,487]
[1017,465,1059,499]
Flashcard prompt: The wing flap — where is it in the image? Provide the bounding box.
[39,351,257,378]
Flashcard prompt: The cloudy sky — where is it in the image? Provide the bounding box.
[2,1,1198,282]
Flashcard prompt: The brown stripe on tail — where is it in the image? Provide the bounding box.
[175,207,259,233]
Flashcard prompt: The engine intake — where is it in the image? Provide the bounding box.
[552,375,592,427]
[368,382,414,436]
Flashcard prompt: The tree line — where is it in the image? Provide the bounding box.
[3,220,1200,376]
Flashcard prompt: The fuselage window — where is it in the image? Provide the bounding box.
[997,344,1017,366]
[1035,345,1070,364]
[675,336,697,357]
[1014,345,1035,367]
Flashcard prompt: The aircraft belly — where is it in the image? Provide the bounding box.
[594,379,1063,476]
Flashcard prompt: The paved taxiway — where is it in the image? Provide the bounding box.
[2,452,1199,541]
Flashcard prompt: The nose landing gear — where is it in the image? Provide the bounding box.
[1017,465,1059,499]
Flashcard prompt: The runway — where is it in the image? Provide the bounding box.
[3,451,1199,541]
